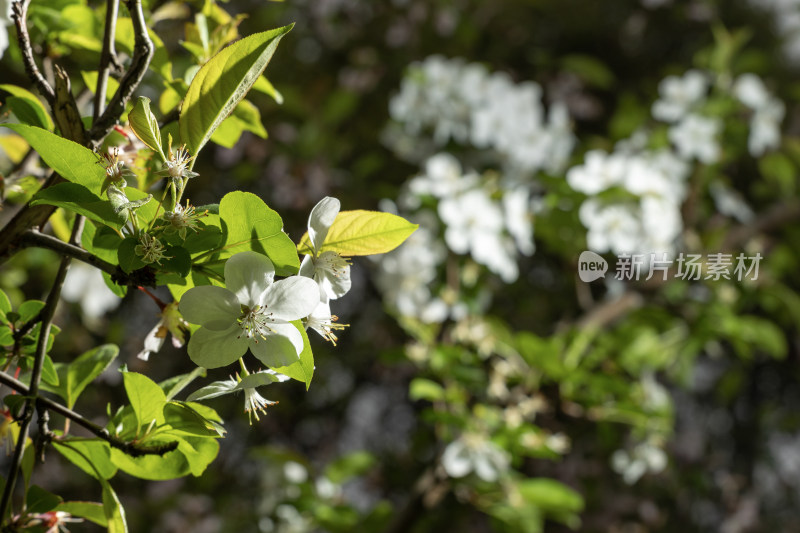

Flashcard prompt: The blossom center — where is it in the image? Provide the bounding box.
[317,252,350,277]
[238,304,276,341]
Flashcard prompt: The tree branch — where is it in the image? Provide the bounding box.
[10,0,55,106]
[0,217,82,520]
[18,229,156,287]
[93,0,120,121]
[89,0,154,143]
[0,371,178,457]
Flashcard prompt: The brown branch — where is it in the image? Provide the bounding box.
[0,371,178,458]
[0,217,82,519]
[18,229,156,287]
[89,0,154,143]
[93,0,120,121]
[10,0,55,106]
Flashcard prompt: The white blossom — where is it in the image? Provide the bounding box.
[179,252,319,369]
[652,70,708,123]
[668,114,721,164]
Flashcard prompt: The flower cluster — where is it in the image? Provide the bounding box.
[567,69,784,257]
[388,55,575,174]
[568,146,690,255]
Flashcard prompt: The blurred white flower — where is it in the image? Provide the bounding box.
[406,153,479,199]
[652,70,708,123]
[439,188,518,282]
[61,262,121,319]
[567,150,629,195]
[611,441,668,484]
[749,99,784,157]
[580,200,642,254]
[442,434,509,482]
[733,73,771,109]
[669,114,721,164]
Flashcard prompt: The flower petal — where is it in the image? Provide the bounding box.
[308,197,340,253]
[187,324,248,368]
[316,266,351,300]
[248,322,304,367]
[224,251,275,306]
[137,322,166,361]
[179,286,240,330]
[259,276,320,321]
[299,254,315,278]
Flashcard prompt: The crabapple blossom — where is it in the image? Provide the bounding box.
[299,197,352,301]
[179,251,319,369]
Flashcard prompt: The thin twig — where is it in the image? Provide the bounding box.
[10,0,55,105]
[90,0,154,142]
[18,229,156,287]
[93,0,120,121]
[0,217,83,520]
[0,371,178,457]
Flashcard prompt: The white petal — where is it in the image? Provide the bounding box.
[441,441,471,478]
[308,197,340,253]
[473,453,498,482]
[137,322,166,361]
[316,267,351,300]
[224,251,275,305]
[259,276,320,321]
[299,254,315,278]
[249,322,304,367]
[187,324,249,368]
[179,286,239,330]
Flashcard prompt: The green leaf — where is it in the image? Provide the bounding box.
[0,289,11,316]
[175,436,220,477]
[324,451,376,483]
[236,371,281,390]
[160,246,192,276]
[26,485,62,513]
[31,183,127,230]
[252,76,284,104]
[517,478,584,513]
[54,439,117,480]
[163,402,225,437]
[128,96,166,159]
[216,191,300,275]
[101,478,128,533]
[409,378,445,402]
[179,24,293,155]
[56,501,107,527]
[79,71,120,104]
[4,97,52,130]
[186,380,237,402]
[160,367,207,401]
[0,84,54,130]
[272,321,314,389]
[42,344,118,409]
[117,237,147,274]
[41,354,59,387]
[109,436,214,480]
[0,124,106,195]
[122,372,167,431]
[83,221,123,264]
[298,210,418,256]
[18,300,45,323]
[210,99,267,148]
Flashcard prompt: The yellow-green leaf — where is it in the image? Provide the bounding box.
[297,210,418,256]
[128,97,166,159]
[179,24,293,156]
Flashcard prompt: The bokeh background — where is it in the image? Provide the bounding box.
[2,0,800,531]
